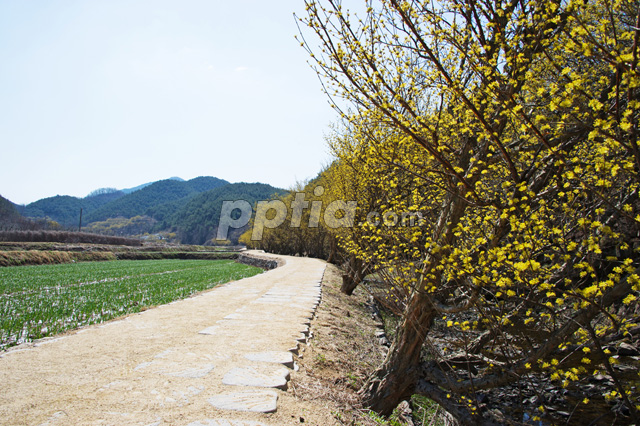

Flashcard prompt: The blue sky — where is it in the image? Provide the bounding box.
[0,1,338,205]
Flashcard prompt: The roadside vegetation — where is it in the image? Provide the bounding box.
[0,230,142,246]
[253,0,640,423]
[293,263,452,426]
[0,259,262,351]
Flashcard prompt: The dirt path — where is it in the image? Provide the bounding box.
[0,252,335,426]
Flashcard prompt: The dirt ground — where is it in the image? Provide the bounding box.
[290,263,392,425]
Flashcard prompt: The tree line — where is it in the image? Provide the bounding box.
[253,0,640,423]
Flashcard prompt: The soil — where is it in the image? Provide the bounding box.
[290,263,392,425]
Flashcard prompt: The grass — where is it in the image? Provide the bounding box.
[410,395,450,426]
[0,248,237,267]
[0,250,118,267]
[358,398,447,426]
[0,259,262,350]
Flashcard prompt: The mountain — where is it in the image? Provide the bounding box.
[18,177,286,245]
[0,194,21,222]
[165,182,287,245]
[22,190,126,228]
[0,194,55,231]
[21,177,228,227]
[83,177,228,224]
[121,176,184,194]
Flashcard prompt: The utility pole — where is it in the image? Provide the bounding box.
[78,208,83,232]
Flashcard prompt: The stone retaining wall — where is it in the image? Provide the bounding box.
[236,253,282,270]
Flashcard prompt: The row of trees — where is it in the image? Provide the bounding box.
[85,215,158,236]
[240,172,382,294]
[293,0,640,423]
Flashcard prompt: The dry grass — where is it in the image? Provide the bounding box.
[0,250,117,267]
[290,263,453,426]
[0,242,238,267]
[0,230,142,246]
[290,263,396,425]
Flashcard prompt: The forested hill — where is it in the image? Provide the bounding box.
[18,176,227,227]
[11,177,285,244]
[165,182,287,245]
[23,190,126,228]
[83,176,228,224]
[0,195,20,222]
[121,176,184,194]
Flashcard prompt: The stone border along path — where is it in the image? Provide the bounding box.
[0,252,331,426]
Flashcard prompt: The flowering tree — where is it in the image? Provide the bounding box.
[300,0,640,423]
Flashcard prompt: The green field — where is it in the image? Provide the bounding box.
[0,259,262,350]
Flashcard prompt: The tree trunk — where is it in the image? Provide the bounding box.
[326,234,337,264]
[340,254,365,295]
[359,290,436,415]
[340,273,359,295]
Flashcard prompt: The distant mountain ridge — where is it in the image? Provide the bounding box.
[22,191,126,228]
[83,176,229,224]
[10,176,286,244]
[121,176,185,194]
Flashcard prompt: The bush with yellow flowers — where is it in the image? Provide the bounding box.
[299,0,640,423]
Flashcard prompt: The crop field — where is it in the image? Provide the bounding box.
[0,259,262,350]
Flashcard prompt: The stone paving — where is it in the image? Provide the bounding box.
[0,253,326,426]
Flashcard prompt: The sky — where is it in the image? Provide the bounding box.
[0,0,340,205]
